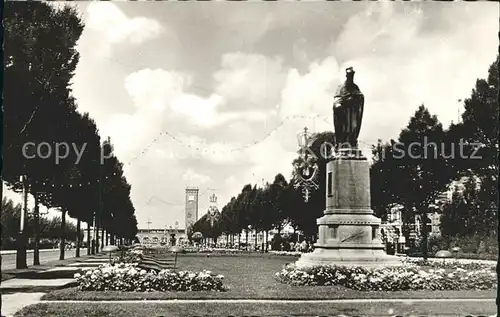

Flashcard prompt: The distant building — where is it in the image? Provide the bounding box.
[381,204,442,250]
[136,228,186,245]
[185,187,199,232]
[381,205,405,250]
[437,176,478,205]
[428,212,442,236]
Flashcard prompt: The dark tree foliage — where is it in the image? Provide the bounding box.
[3,2,138,254]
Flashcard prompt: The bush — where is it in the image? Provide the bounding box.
[275,261,496,291]
[74,263,226,292]
[428,234,498,255]
[271,235,284,251]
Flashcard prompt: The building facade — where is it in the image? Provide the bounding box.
[136,228,186,245]
[185,187,199,233]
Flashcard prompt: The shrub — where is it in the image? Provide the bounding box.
[271,235,284,251]
[428,234,498,255]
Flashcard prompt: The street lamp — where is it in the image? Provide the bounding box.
[451,246,461,259]
[16,175,28,269]
[168,245,184,270]
[435,250,452,264]
[102,245,119,264]
[296,127,312,152]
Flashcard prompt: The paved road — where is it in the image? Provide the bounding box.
[1,249,76,270]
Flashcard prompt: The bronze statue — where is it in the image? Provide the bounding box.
[333,67,364,149]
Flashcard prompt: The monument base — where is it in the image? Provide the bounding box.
[295,153,402,269]
[295,249,402,269]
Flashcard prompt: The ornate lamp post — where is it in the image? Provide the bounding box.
[293,127,319,202]
[169,225,174,246]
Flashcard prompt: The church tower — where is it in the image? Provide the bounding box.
[185,187,199,232]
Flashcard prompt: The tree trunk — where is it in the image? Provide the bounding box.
[420,211,429,260]
[75,219,81,258]
[254,230,258,250]
[95,222,99,253]
[111,233,115,245]
[105,230,109,246]
[265,230,269,252]
[245,230,249,250]
[238,232,241,249]
[33,194,40,265]
[100,227,104,249]
[86,225,91,255]
[59,209,66,260]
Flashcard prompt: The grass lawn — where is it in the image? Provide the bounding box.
[42,254,497,301]
[14,300,498,317]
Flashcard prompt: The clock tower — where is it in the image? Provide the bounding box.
[185,187,199,233]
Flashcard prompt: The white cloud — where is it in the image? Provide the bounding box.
[6,2,495,231]
[182,169,211,185]
[279,57,340,119]
[329,1,498,140]
[124,69,191,111]
[170,94,224,128]
[84,2,163,56]
[213,53,286,110]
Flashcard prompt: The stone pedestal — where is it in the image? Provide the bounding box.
[295,151,401,268]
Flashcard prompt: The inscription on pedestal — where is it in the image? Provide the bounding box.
[328,225,338,239]
[327,160,370,209]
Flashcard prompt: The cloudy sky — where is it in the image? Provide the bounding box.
[3,1,498,230]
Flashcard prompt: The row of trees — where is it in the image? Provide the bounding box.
[3,2,138,267]
[190,174,311,250]
[2,198,83,248]
[191,55,498,259]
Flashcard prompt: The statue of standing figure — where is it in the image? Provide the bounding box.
[333,67,364,149]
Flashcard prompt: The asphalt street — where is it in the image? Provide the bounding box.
[1,249,76,270]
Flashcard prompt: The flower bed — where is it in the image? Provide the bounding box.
[197,248,243,254]
[275,262,497,291]
[402,258,495,271]
[111,250,143,265]
[269,251,303,256]
[74,263,226,292]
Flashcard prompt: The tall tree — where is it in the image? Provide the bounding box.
[370,139,400,221]
[447,55,499,239]
[391,105,455,259]
[3,1,84,264]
